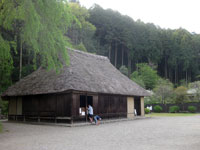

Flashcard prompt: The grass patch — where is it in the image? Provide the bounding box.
[0,122,2,133]
[146,113,198,117]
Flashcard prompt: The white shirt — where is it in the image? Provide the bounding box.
[88,105,93,115]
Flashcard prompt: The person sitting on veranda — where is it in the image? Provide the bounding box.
[94,115,102,125]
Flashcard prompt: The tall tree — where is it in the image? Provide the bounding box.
[0,0,73,83]
[0,35,13,92]
[68,3,96,52]
[131,63,159,90]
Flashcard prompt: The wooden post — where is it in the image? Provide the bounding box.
[85,93,88,122]
[16,98,17,121]
[8,99,10,121]
[38,98,40,122]
[140,97,145,116]
[55,96,57,124]
[127,97,134,119]
[71,93,76,124]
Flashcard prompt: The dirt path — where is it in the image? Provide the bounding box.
[0,115,200,150]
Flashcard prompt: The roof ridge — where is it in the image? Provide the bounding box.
[67,47,109,61]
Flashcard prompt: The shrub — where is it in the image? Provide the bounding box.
[153,105,163,113]
[145,108,150,114]
[188,106,197,113]
[0,122,2,133]
[169,106,180,113]
[0,100,8,115]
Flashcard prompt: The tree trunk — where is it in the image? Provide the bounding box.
[115,41,117,67]
[165,56,167,78]
[75,30,78,45]
[186,69,188,85]
[19,39,23,80]
[71,27,74,44]
[108,43,111,60]
[177,65,178,84]
[127,49,131,77]
[174,62,178,85]
[121,45,124,66]
[189,69,191,83]
[175,67,177,85]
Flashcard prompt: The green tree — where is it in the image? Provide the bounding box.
[174,86,188,104]
[131,63,159,89]
[0,0,73,81]
[68,3,96,52]
[119,65,128,76]
[130,71,145,88]
[0,35,13,92]
[89,5,200,84]
[0,97,8,115]
[153,79,174,104]
[189,81,200,101]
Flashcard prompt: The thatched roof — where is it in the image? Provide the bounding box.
[2,49,150,97]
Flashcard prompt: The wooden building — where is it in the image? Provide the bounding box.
[2,49,150,124]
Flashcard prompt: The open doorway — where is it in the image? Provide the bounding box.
[134,97,141,116]
[79,95,93,116]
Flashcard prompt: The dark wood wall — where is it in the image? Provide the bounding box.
[71,93,98,120]
[8,91,131,122]
[22,93,72,117]
[98,94,127,118]
[72,93,127,119]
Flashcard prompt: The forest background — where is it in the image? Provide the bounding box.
[1,0,200,114]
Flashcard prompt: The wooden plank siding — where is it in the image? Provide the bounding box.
[8,91,144,123]
[22,93,72,117]
[98,94,127,119]
[70,93,128,120]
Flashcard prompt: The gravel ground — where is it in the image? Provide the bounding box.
[0,115,200,150]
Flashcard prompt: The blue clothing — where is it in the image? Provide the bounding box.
[94,115,101,124]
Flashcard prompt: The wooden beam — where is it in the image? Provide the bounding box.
[85,93,88,122]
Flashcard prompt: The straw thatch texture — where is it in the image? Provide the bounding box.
[2,49,150,97]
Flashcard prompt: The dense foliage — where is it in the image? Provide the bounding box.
[1,1,200,100]
[144,108,150,114]
[153,79,174,104]
[189,81,200,101]
[131,63,159,89]
[88,5,200,84]
[188,106,197,113]
[0,98,8,115]
[0,0,75,92]
[169,106,180,113]
[153,105,163,113]
[174,86,188,104]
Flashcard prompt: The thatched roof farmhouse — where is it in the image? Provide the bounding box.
[2,49,149,124]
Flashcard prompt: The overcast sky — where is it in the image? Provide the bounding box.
[79,0,200,34]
